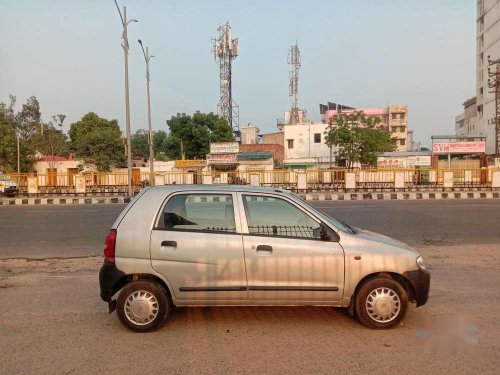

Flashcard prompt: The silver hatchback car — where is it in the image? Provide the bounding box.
[99,185,430,332]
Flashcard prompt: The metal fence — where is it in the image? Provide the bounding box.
[4,168,499,196]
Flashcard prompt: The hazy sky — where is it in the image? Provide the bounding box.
[0,0,476,147]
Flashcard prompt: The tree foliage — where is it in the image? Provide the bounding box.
[324,111,395,167]
[164,112,234,159]
[69,112,125,171]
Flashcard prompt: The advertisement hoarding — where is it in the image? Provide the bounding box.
[432,142,486,154]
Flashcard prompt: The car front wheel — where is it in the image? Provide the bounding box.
[116,280,170,332]
[355,277,408,329]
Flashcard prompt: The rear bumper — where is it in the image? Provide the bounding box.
[99,262,126,302]
[3,187,17,196]
[403,269,430,307]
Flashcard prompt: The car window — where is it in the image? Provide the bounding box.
[159,193,236,233]
[242,195,320,239]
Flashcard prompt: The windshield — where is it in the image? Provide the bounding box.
[287,192,355,234]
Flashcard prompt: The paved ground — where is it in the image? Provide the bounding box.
[1,200,499,259]
[0,201,499,374]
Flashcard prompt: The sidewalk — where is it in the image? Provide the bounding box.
[1,190,499,205]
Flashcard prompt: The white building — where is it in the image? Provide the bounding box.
[457,1,500,154]
[281,122,335,168]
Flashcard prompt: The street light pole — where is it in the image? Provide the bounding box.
[138,39,155,186]
[17,133,20,175]
[114,1,137,197]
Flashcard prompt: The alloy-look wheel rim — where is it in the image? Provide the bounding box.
[124,290,159,326]
[365,287,401,323]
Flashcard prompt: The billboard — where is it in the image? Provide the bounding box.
[210,142,239,154]
[432,142,486,154]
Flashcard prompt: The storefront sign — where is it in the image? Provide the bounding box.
[210,142,239,154]
[412,155,432,166]
[207,153,238,165]
[432,142,485,154]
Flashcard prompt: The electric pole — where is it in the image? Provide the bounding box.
[487,55,500,156]
[114,0,137,196]
[138,39,155,186]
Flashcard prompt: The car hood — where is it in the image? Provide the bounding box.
[353,227,419,255]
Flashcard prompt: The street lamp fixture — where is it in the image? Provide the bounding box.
[114,0,137,197]
[138,38,155,186]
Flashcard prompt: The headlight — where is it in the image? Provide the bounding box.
[416,256,426,270]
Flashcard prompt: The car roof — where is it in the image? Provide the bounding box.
[147,184,290,195]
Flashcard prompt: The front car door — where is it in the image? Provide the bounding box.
[150,192,247,303]
[238,192,344,303]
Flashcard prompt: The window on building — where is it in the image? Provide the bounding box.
[391,113,397,120]
[400,113,405,120]
[287,139,294,149]
[314,133,321,143]
[400,139,406,146]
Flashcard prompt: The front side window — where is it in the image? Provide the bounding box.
[242,195,320,239]
[314,133,321,143]
[159,194,236,233]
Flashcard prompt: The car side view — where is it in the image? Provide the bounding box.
[99,185,430,332]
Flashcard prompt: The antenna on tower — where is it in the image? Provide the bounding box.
[288,42,302,124]
[212,22,239,135]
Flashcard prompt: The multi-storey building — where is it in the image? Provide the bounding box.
[320,103,409,152]
[456,0,499,154]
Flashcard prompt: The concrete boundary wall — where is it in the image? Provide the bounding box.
[1,191,500,205]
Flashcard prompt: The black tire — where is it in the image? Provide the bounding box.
[116,280,170,333]
[355,276,408,329]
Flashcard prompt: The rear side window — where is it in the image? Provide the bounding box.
[158,194,236,233]
[242,195,320,239]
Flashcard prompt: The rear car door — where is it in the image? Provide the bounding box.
[238,193,344,302]
[150,192,247,302]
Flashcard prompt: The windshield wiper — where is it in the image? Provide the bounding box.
[340,220,357,234]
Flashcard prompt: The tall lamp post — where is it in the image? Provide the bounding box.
[114,0,137,197]
[138,39,155,186]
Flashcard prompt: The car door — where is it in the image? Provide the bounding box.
[150,192,247,302]
[238,192,344,302]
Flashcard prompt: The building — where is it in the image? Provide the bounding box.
[431,135,487,169]
[455,1,499,154]
[261,131,284,147]
[240,124,260,145]
[321,103,409,152]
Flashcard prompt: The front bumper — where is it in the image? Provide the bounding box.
[403,269,430,307]
[99,262,126,302]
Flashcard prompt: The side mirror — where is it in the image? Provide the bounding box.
[320,222,340,242]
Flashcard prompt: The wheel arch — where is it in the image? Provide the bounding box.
[348,271,417,315]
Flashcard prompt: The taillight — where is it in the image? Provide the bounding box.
[104,229,117,263]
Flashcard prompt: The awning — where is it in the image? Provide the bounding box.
[237,152,273,161]
[282,163,315,169]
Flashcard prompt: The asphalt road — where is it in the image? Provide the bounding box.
[1,200,500,259]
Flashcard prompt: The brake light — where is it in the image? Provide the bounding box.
[104,229,117,263]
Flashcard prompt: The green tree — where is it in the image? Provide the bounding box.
[69,112,125,171]
[32,124,68,159]
[0,95,43,172]
[165,111,234,159]
[324,111,395,168]
[131,129,149,159]
[0,111,18,172]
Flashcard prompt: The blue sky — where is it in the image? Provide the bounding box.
[0,0,475,147]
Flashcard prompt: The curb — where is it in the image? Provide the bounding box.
[1,191,500,205]
[300,191,500,201]
[0,197,131,206]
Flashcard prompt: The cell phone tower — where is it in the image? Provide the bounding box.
[288,42,302,124]
[213,22,239,134]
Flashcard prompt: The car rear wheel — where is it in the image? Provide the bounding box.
[355,277,408,329]
[116,280,169,332]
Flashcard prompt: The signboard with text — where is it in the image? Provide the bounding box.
[432,142,485,154]
[207,153,238,165]
[210,142,239,154]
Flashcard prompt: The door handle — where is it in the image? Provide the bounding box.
[256,245,272,255]
[161,240,177,250]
